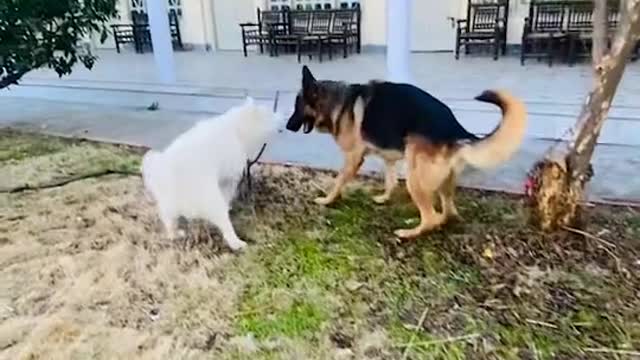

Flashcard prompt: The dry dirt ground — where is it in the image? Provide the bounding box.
[0,129,639,360]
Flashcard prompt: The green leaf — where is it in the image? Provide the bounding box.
[100,27,108,43]
[0,0,118,89]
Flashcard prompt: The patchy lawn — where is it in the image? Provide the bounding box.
[0,128,639,360]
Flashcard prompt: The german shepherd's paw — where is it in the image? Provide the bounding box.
[394,228,422,239]
[314,196,335,206]
[446,212,464,223]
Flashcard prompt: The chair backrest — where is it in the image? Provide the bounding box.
[131,10,149,25]
[130,9,178,28]
[289,11,311,34]
[259,9,286,25]
[309,11,332,34]
[530,1,566,32]
[565,0,619,32]
[566,1,593,32]
[470,5,500,32]
[168,9,180,27]
[605,0,621,30]
[330,9,356,34]
[466,0,509,33]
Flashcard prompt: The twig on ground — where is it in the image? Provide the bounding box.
[525,319,558,329]
[0,169,140,194]
[401,307,429,360]
[583,347,640,356]
[397,333,480,349]
[310,181,326,195]
[563,226,617,248]
[563,226,623,272]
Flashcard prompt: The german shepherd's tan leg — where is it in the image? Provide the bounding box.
[373,160,398,204]
[394,161,448,239]
[438,171,461,221]
[315,148,365,205]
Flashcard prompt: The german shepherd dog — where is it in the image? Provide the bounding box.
[286,66,527,239]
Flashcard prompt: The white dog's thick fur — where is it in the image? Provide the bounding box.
[141,97,282,251]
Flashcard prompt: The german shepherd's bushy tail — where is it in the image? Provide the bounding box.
[458,90,527,169]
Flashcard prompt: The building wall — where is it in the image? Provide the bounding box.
[89,0,531,53]
[360,0,386,46]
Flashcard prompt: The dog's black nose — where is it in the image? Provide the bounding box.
[286,114,302,132]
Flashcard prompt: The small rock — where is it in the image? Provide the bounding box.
[149,308,160,321]
[228,334,259,354]
[334,348,354,360]
[345,280,364,292]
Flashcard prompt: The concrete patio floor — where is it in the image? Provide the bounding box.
[1,50,639,203]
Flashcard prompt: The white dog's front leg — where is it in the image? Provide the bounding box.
[212,210,247,251]
[205,186,246,251]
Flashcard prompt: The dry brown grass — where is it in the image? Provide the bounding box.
[1,130,639,360]
[0,175,250,359]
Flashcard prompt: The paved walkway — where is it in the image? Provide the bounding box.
[1,50,639,203]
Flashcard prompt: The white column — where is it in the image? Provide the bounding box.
[386,0,412,83]
[147,0,176,83]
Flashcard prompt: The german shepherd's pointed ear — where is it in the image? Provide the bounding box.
[302,65,318,100]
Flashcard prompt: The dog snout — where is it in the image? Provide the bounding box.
[286,113,303,132]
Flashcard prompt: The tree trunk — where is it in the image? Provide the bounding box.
[529,0,640,231]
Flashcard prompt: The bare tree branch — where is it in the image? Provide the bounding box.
[592,0,609,65]
[569,0,640,178]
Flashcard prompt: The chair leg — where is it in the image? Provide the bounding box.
[568,37,576,66]
[115,39,121,54]
[547,36,554,67]
[343,38,348,59]
[297,39,302,63]
[493,39,499,61]
[455,37,461,60]
[520,38,526,66]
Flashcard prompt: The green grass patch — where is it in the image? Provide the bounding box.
[238,299,328,339]
[0,130,67,163]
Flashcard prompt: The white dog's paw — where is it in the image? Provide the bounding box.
[167,229,186,241]
[227,239,248,251]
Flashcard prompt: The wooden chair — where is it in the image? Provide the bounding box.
[329,9,360,57]
[272,11,312,62]
[112,24,138,53]
[455,0,509,61]
[566,1,621,65]
[112,10,183,53]
[239,8,288,57]
[306,11,333,61]
[521,1,569,66]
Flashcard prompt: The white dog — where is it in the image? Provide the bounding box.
[141,97,282,251]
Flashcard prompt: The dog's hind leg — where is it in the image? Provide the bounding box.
[315,148,365,205]
[438,171,461,221]
[373,160,398,204]
[394,160,448,239]
[158,208,182,240]
[205,187,247,251]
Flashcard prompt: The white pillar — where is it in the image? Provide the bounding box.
[386,0,412,83]
[147,0,176,83]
